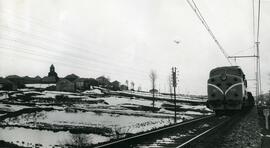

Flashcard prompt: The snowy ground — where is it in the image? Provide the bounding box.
[0,89,212,147]
[0,127,110,148]
[118,91,207,103]
[25,84,56,89]
[0,104,31,113]
[2,110,175,134]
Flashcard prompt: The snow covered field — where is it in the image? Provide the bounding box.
[0,127,109,148]
[0,110,177,147]
[2,110,173,134]
[0,89,212,147]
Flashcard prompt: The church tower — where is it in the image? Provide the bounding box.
[48,64,58,80]
[50,64,55,73]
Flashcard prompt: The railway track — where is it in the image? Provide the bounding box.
[93,114,239,148]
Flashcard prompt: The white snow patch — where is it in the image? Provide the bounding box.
[25,84,56,89]
[83,89,103,95]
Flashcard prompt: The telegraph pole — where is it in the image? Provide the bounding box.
[172,67,177,123]
[256,41,261,98]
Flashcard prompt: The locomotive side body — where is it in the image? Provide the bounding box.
[207,66,247,112]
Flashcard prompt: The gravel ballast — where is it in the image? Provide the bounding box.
[220,108,261,148]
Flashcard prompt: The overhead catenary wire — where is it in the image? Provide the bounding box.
[0,12,171,79]
[0,15,171,92]
[186,0,232,65]
[0,19,170,77]
[0,46,151,82]
[0,38,156,81]
[0,9,169,69]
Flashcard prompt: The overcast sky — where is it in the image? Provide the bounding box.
[0,0,269,95]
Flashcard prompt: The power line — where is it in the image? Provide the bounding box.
[0,46,151,82]
[0,26,169,77]
[0,39,153,80]
[0,9,169,69]
[186,0,232,65]
[0,15,170,77]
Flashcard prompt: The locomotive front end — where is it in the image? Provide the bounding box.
[207,67,245,112]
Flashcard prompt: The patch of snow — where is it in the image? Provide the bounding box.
[25,84,56,89]
[0,104,30,112]
[33,91,79,99]
[103,96,163,108]
[83,89,103,95]
[0,93,9,100]
[120,91,207,103]
[0,127,110,147]
[185,111,204,115]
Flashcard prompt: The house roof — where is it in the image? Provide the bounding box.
[6,75,21,79]
[35,76,42,79]
[64,74,79,79]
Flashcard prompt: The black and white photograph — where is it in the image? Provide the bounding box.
[0,0,269,147]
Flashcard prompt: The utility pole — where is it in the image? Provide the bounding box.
[172,67,178,123]
[256,41,261,98]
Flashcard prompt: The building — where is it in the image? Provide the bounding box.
[74,78,90,90]
[23,76,42,84]
[43,64,59,83]
[64,74,79,82]
[56,79,75,92]
[111,80,120,90]
[48,64,59,80]
[149,89,158,93]
[120,85,128,90]
[96,76,110,87]
[0,78,17,90]
[48,64,58,78]
[6,75,24,88]
[42,76,57,84]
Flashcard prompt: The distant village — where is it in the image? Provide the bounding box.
[0,64,130,92]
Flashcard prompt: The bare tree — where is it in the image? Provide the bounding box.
[71,134,89,147]
[137,86,142,91]
[112,125,131,139]
[59,134,91,148]
[125,80,129,90]
[149,70,157,109]
[131,81,135,91]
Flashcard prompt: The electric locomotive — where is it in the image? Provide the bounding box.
[207,66,254,114]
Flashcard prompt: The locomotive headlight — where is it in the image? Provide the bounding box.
[211,93,216,97]
[234,93,239,97]
[220,73,227,81]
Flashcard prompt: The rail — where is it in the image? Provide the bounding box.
[94,115,215,148]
